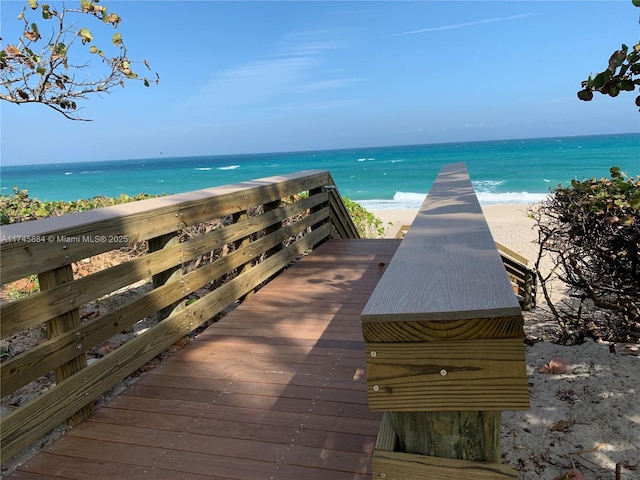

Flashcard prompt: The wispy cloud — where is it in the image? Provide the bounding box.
[190,30,362,113]
[392,13,538,36]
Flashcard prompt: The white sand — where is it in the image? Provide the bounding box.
[372,205,640,479]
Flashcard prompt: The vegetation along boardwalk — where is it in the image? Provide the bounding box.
[8,239,401,480]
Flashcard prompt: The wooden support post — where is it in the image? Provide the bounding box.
[390,411,501,462]
[149,231,182,321]
[232,210,253,300]
[263,199,283,257]
[38,264,93,425]
[309,186,329,246]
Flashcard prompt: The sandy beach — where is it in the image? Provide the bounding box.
[373,205,639,480]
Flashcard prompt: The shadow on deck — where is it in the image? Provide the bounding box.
[10,239,400,480]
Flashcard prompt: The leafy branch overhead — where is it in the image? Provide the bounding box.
[577,0,640,110]
[0,0,158,120]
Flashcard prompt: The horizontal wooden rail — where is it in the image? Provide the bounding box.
[0,170,359,465]
[360,162,529,477]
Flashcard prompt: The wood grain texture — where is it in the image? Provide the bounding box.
[389,410,501,462]
[38,264,93,425]
[361,163,522,323]
[373,450,518,479]
[365,338,529,411]
[373,412,517,477]
[362,316,524,343]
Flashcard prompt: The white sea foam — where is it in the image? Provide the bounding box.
[475,191,549,205]
[357,190,549,210]
[195,167,212,171]
[358,191,426,210]
[218,165,240,171]
[472,180,505,190]
[64,172,73,175]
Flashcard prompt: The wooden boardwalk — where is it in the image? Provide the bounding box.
[9,239,401,480]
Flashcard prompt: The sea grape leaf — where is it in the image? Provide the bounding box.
[78,28,93,44]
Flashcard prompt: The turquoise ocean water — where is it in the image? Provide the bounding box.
[1,133,638,209]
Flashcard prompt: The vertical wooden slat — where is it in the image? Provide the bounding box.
[149,232,182,321]
[264,199,283,258]
[38,265,93,425]
[309,187,329,247]
[233,210,252,300]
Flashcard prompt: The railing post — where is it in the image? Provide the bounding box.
[148,231,182,321]
[389,410,501,462]
[263,199,283,257]
[38,264,93,425]
[308,186,325,227]
[231,210,254,300]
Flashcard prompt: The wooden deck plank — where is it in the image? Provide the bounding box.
[120,384,379,420]
[86,408,377,453]
[130,374,371,404]
[101,395,382,436]
[17,451,218,480]
[11,239,400,480]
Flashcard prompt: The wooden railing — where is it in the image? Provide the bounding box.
[496,242,537,311]
[361,163,530,478]
[0,170,358,465]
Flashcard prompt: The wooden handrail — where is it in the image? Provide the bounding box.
[0,170,358,465]
[361,162,529,477]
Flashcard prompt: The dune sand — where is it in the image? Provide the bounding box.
[372,205,639,480]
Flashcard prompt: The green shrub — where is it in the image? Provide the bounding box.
[0,187,161,224]
[342,197,389,238]
[532,167,639,343]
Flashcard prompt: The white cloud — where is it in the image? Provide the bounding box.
[294,78,363,93]
[392,13,539,36]
[189,30,361,112]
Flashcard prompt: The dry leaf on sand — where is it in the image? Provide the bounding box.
[620,346,640,356]
[540,356,570,374]
[549,420,576,433]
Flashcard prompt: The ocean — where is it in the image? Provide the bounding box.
[1,133,638,210]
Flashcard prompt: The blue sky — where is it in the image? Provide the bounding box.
[1,1,638,165]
